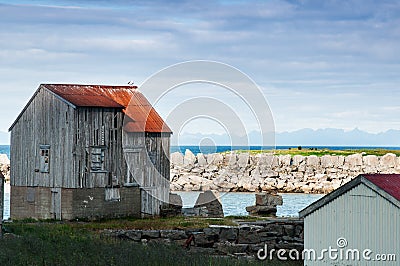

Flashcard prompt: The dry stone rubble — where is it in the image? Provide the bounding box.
[170,150,400,194]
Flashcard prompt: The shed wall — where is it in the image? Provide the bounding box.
[73,107,127,188]
[123,132,170,216]
[304,183,400,265]
[10,87,75,188]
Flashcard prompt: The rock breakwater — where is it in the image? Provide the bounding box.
[170,150,400,194]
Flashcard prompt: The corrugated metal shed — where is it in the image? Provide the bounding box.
[300,174,400,265]
[300,174,400,217]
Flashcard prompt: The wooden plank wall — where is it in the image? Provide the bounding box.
[123,132,171,216]
[10,87,75,188]
[74,108,127,188]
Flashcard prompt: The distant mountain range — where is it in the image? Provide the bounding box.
[275,128,400,147]
[2,128,399,146]
[174,128,400,147]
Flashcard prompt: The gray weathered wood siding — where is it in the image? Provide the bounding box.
[123,132,170,216]
[73,107,127,188]
[10,87,75,188]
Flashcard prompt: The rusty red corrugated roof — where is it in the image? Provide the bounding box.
[42,84,172,133]
[363,174,400,201]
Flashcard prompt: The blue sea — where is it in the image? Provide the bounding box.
[170,145,400,154]
[0,145,9,158]
[175,191,323,217]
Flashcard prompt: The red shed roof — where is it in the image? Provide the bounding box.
[9,84,172,133]
[300,174,400,217]
[44,84,135,108]
[363,174,400,201]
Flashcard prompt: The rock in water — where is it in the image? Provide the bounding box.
[194,190,224,218]
[161,193,183,217]
[246,193,283,216]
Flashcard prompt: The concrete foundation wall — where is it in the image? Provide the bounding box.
[64,187,141,220]
[11,186,53,220]
[11,186,141,220]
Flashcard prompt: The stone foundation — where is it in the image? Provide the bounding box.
[11,186,141,220]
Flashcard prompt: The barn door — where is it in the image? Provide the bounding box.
[140,187,159,217]
[51,188,61,220]
[124,148,144,185]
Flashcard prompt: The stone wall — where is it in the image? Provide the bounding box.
[170,150,400,193]
[63,186,141,220]
[101,218,303,258]
[10,186,141,220]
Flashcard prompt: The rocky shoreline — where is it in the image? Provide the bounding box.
[0,154,10,183]
[170,150,400,194]
[2,151,400,195]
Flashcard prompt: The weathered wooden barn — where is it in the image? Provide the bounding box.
[9,84,172,220]
[300,174,400,265]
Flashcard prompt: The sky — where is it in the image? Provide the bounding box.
[1,0,400,143]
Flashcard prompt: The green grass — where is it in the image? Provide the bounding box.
[8,216,238,231]
[233,148,400,157]
[0,220,302,266]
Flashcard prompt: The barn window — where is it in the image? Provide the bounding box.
[90,147,106,172]
[39,145,50,173]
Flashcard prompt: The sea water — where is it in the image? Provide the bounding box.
[174,191,323,217]
[2,188,321,219]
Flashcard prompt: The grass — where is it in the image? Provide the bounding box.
[10,216,238,231]
[0,219,302,266]
[233,147,400,157]
[11,215,291,232]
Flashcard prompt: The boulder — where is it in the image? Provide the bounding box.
[207,153,223,165]
[320,155,334,168]
[197,153,207,167]
[184,149,196,167]
[247,193,282,216]
[255,193,283,206]
[194,190,224,218]
[225,152,237,166]
[306,155,319,167]
[345,154,363,167]
[237,153,250,168]
[380,153,397,168]
[363,155,379,167]
[292,155,305,166]
[279,155,291,166]
[0,154,9,165]
[170,152,184,166]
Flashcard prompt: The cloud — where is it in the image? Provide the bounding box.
[0,0,400,135]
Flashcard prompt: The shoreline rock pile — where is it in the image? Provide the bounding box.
[170,150,400,194]
[0,154,10,183]
[246,193,283,216]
